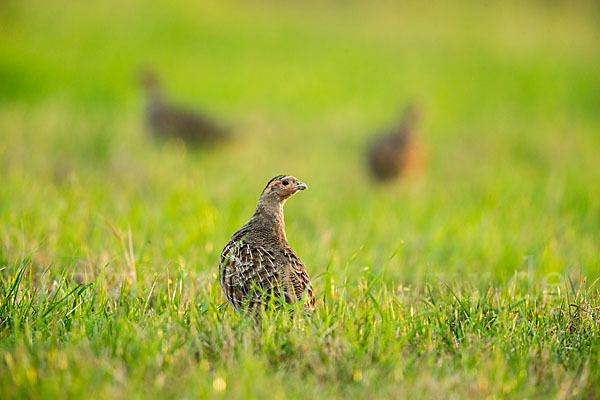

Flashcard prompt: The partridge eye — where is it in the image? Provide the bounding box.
[282,180,289,186]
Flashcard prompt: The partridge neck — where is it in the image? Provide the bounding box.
[147,90,163,108]
[251,198,287,241]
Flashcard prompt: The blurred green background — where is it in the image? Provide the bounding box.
[2,0,600,398]
[1,0,598,283]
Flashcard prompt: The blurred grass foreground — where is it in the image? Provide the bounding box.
[1,0,600,398]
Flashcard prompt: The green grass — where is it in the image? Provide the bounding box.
[1,0,600,398]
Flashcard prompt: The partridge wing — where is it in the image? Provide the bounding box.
[282,247,315,310]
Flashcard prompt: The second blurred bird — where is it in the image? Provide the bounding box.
[139,68,230,146]
[367,103,425,182]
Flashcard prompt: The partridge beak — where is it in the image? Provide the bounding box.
[295,181,308,191]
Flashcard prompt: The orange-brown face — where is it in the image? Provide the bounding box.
[262,175,307,201]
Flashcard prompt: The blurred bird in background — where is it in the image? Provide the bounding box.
[367,103,425,182]
[138,68,230,146]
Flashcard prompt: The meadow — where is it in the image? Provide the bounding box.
[1,0,600,398]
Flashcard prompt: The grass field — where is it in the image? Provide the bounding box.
[1,0,600,398]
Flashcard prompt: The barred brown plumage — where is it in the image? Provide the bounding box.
[218,175,315,313]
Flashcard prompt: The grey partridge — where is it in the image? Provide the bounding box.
[139,69,229,146]
[367,103,424,181]
[219,175,315,313]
